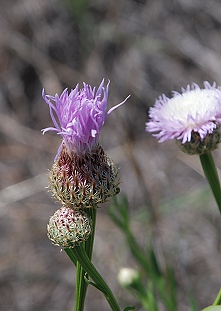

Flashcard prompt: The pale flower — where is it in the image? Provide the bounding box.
[146,82,221,154]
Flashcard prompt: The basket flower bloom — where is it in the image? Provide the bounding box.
[42,80,129,208]
[146,82,221,155]
[42,79,127,157]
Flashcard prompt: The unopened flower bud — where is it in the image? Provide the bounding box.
[48,144,120,208]
[118,268,140,289]
[47,207,92,248]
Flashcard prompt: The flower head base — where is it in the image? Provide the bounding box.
[48,144,120,208]
[176,124,221,155]
[42,80,128,157]
[146,82,221,155]
[47,207,92,248]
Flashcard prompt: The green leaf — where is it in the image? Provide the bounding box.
[202,306,221,311]
[124,306,136,311]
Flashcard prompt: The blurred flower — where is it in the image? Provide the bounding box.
[42,79,128,157]
[118,267,141,289]
[47,206,92,248]
[146,82,221,155]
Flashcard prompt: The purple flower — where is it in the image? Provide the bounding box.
[42,80,129,157]
[146,82,221,145]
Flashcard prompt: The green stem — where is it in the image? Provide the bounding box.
[74,207,97,311]
[85,208,97,260]
[68,246,121,311]
[65,248,77,266]
[199,152,221,214]
[64,247,87,311]
[75,260,86,311]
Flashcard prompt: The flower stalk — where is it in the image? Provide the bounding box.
[65,245,121,311]
[199,152,221,214]
[74,207,97,311]
[75,261,86,311]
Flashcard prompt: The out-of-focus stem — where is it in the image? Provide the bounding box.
[200,152,221,214]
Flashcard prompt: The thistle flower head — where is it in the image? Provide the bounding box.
[47,207,92,248]
[42,80,128,157]
[146,82,221,154]
[48,144,120,208]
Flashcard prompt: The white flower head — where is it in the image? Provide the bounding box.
[146,82,221,154]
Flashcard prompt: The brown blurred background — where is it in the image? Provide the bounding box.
[0,0,221,310]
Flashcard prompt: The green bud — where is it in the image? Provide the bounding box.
[47,207,92,248]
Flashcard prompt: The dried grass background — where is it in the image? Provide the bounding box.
[0,0,221,310]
